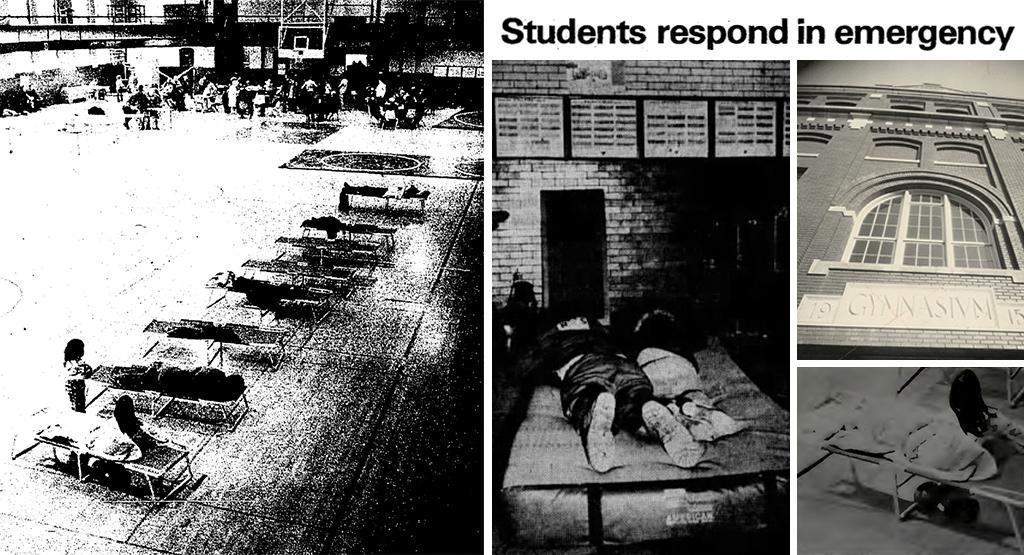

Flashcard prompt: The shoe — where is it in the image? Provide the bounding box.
[643,401,703,468]
[582,392,616,473]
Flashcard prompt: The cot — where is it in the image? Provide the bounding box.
[500,347,788,547]
[798,385,1024,553]
[87,365,250,431]
[340,182,430,212]
[240,258,368,292]
[143,318,290,371]
[11,412,194,501]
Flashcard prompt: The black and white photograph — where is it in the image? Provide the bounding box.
[798,366,1024,553]
[0,1,483,552]
[796,60,1024,360]
[490,60,790,552]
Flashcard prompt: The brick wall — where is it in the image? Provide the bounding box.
[495,60,790,331]
[493,61,789,328]
[493,159,690,311]
[493,157,788,324]
[797,87,1024,354]
[492,60,788,97]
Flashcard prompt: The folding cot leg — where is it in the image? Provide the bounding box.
[797,451,833,478]
[153,396,174,419]
[1006,503,1024,554]
[207,341,224,367]
[1011,368,1024,408]
[273,343,285,371]
[586,485,603,548]
[143,340,160,359]
[85,385,109,410]
[162,454,193,501]
[206,289,227,309]
[898,501,920,520]
[11,438,39,462]
[231,393,250,431]
[896,367,927,396]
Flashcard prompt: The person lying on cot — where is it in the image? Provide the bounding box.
[631,310,744,442]
[528,314,703,473]
[950,368,1024,452]
[208,271,327,305]
[108,362,245,403]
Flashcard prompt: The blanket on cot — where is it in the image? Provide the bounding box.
[30,408,142,462]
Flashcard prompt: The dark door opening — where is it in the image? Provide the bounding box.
[542,190,606,318]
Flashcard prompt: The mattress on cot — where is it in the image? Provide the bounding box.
[501,347,789,547]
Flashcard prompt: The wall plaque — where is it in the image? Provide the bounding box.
[798,282,1024,332]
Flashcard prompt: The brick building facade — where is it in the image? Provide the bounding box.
[492,60,788,337]
[797,83,1024,358]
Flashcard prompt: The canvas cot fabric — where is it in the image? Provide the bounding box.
[799,374,1024,540]
[501,347,789,546]
[32,408,143,462]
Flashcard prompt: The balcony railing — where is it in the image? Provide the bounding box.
[0,11,478,27]
[0,13,215,25]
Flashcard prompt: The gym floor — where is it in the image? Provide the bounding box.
[0,101,482,553]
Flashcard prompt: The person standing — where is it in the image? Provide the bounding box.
[226,77,240,114]
[337,76,349,111]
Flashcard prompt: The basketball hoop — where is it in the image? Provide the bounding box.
[295,49,305,60]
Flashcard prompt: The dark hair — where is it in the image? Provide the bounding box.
[950,369,990,437]
[113,395,141,437]
[633,309,685,353]
[64,339,85,364]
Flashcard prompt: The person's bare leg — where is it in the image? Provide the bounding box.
[642,401,703,468]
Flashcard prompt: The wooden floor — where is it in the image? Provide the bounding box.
[0,103,482,553]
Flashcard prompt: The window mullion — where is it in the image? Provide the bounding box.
[944,194,955,268]
[894,191,911,264]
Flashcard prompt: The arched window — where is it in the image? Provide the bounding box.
[797,132,831,158]
[889,97,925,111]
[934,102,973,116]
[935,143,986,167]
[847,191,999,269]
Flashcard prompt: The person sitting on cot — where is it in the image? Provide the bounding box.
[950,368,1024,452]
[528,314,703,473]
